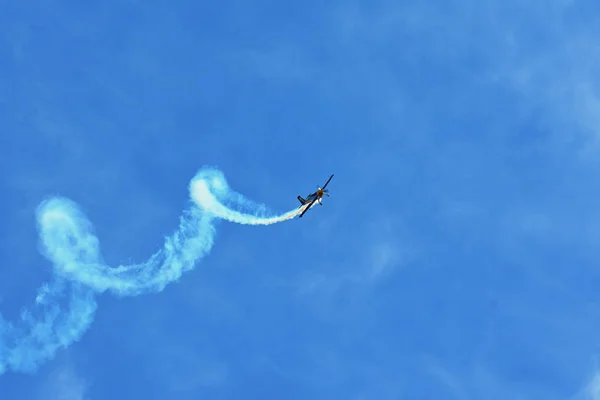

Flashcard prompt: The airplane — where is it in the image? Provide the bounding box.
[297,174,334,218]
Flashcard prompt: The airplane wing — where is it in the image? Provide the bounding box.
[322,174,334,190]
[298,197,318,218]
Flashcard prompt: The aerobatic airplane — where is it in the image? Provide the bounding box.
[297,174,334,218]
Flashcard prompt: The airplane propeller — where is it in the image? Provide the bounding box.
[316,188,330,200]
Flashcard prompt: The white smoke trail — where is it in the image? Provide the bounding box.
[190,168,301,224]
[0,166,302,375]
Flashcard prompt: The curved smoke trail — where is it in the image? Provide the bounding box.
[0,166,303,375]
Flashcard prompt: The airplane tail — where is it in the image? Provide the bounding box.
[297,195,306,205]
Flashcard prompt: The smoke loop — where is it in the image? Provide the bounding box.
[0,167,303,375]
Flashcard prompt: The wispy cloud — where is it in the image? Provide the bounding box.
[327,0,600,152]
[268,212,417,325]
[362,215,416,281]
[585,371,600,400]
[227,42,317,85]
[421,356,468,399]
[148,343,228,393]
[40,362,89,400]
[569,364,600,400]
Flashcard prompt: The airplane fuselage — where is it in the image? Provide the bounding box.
[298,190,323,205]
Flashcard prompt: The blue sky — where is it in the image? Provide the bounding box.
[2,0,600,399]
